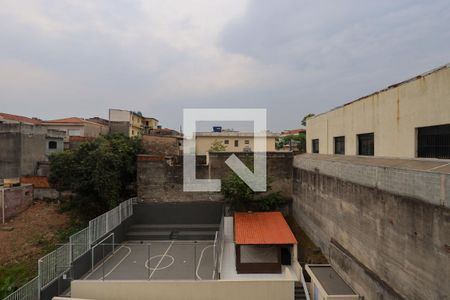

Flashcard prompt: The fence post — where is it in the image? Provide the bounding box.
[1,186,5,224]
[37,259,42,300]
[106,211,110,232]
[119,203,122,224]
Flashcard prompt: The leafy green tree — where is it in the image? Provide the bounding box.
[301,113,315,127]
[277,132,306,152]
[49,134,145,219]
[209,139,227,152]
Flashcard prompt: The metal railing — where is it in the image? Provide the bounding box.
[70,227,89,261]
[213,216,225,279]
[2,277,38,300]
[2,198,135,300]
[38,243,71,289]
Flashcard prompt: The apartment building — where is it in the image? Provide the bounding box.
[195,131,279,155]
[109,109,159,137]
[41,117,109,144]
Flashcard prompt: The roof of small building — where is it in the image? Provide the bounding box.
[308,265,356,295]
[0,112,41,125]
[234,211,297,245]
[44,117,107,127]
[20,176,50,188]
[310,62,450,120]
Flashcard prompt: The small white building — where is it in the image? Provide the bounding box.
[306,265,359,300]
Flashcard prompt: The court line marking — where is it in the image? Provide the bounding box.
[149,240,174,279]
[145,254,175,271]
[196,244,214,280]
[85,245,125,279]
[103,246,132,279]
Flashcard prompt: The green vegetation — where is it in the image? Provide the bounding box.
[301,113,315,127]
[276,132,306,152]
[221,159,286,212]
[0,264,35,299]
[209,139,227,152]
[49,134,145,220]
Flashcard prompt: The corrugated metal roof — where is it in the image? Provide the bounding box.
[234,211,297,245]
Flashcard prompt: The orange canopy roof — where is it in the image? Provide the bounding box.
[234,211,297,245]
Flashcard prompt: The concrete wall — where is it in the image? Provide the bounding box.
[0,124,61,179]
[196,135,278,155]
[70,280,294,300]
[292,156,450,300]
[137,152,293,203]
[142,135,180,156]
[0,184,33,220]
[306,64,450,158]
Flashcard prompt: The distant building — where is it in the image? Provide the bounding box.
[0,112,41,125]
[307,63,450,159]
[87,117,109,127]
[0,123,65,179]
[109,109,159,137]
[195,131,279,155]
[41,117,109,146]
[280,129,306,137]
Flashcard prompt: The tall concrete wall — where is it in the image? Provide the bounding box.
[292,155,450,300]
[137,152,293,203]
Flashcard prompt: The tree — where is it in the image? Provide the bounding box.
[301,113,315,127]
[48,134,145,219]
[209,139,226,152]
[276,132,306,152]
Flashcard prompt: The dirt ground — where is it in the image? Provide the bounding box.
[0,201,70,266]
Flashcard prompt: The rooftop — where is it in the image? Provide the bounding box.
[43,117,107,127]
[307,265,356,295]
[297,153,450,175]
[0,112,41,125]
[234,212,297,245]
[311,62,450,119]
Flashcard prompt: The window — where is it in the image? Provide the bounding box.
[48,141,57,149]
[358,133,374,156]
[245,140,250,144]
[417,124,450,159]
[224,140,229,145]
[334,136,345,155]
[234,140,239,147]
[312,139,319,153]
[68,129,81,136]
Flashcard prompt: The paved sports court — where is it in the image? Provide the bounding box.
[84,240,215,281]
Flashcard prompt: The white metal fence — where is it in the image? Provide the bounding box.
[70,227,89,261]
[213,216,225,279]
[2,198,135,300]
[38,243,71,288]
[2,277,38,300]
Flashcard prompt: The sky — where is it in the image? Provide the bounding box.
[1,0,450,132]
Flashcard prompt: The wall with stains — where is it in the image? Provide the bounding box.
[306,65,450,157]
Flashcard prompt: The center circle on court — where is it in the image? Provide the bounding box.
[145,255,175,271]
